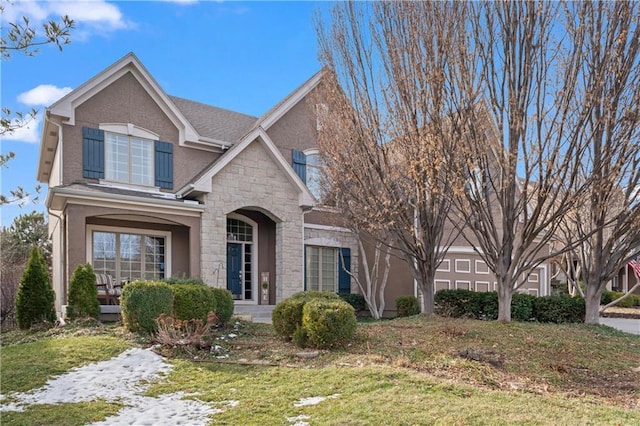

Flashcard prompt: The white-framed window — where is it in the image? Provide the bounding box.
[475,281,491,292]
[455,280,471,290]
[305,149,324,200]
[475,260,490,274]
[305,245,338,292]
[105,132,154,186]
[437,259,451,272]
[88,225,171,286]
[435,280,450,291]
[455,259,471,273]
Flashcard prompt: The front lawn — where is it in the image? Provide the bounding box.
[1,316,638,425]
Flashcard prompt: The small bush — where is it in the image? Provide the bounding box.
[511,293,536,321]
[211,288,234,324]
[302,299,357,349]
[396,295,421,317]
[170,284,217,322]
[601,290,640,308]
[273,297,307,339]
[434,289,483,318]
[66,263,100,320]
[291,290,340,300]
[163,276,206,286]
[272,291,341,340]
[120,280,174,334]
[16,247,56,329]
[292,324,308,348]
[338,293,366,311]
[533,295,585,323]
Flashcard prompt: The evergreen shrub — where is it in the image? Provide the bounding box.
[532,295,585,323]
[16,247,56,329]
[272,290,341,341]
[302,299,357,349]
[66,263,100,320]
[120,280,173,334]
[338,293,367,311]
[396,295,421,317]
[211,288,234,324]
[170,284,217,322]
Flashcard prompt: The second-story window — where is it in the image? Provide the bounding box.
[305,152,324,200]
[105,132,154,186]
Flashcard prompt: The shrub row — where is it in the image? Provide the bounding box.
[273,291,356,349]
[600,290,640,308]
[434,289,585,323]
[120,280,234,334]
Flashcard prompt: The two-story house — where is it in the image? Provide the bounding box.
[37,53,550,319]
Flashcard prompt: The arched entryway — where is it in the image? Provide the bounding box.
[226,210,276,304]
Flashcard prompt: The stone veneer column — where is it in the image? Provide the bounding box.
[200,139,305,302]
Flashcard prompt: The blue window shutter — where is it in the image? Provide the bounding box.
[82,127,105,179]
[292,149,306,183]
[155,141,173,189]
[338,247,351,294]
[303,245,308,291]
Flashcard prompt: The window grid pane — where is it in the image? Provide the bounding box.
[92,231,166,288]
[105,132,154,186]
[305,246,336,292]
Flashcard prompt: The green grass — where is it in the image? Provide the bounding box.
[1,316,638,425]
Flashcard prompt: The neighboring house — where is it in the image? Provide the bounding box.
[37,53,549,318]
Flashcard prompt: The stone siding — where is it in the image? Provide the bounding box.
[200,139,304,302]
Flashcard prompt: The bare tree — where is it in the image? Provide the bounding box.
[0,4,74,206]
[315,1,471,314]
[446,1,599,322]
[558,1,640,324]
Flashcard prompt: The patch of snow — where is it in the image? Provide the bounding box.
[0,347,237,425]
[287,414,311,426]
[293,394,340,407]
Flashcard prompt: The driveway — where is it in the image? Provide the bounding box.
[600,317,640,335]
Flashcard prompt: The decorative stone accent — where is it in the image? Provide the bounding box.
[200,139,304,302]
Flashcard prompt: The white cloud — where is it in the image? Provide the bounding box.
[0,114,42,144]
[17,85,73,106]
[0,0,132,38]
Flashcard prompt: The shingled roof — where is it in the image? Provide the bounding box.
[169,95,257,143]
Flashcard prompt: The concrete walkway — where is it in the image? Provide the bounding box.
[600,317,640,336]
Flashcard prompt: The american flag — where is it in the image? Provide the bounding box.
[630,259,640,278]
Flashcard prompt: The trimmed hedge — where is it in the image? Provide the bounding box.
[396,295,420,317]
[272,291,355,348]
[211,288,234,324]
[302,299,357,349]
[435,289,585,323]
[601,290,640,308]
[338,293,367,311]
[120,280,174,334]
[66,263,100,320]
[163,278,234,324]
[532,295,585,323]
[170,284,217,323]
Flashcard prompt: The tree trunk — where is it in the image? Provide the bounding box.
[416,262,435,315]
[497,283,513,322]
[584,282,602,325]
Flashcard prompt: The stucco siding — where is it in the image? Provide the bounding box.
[64,72,220,190]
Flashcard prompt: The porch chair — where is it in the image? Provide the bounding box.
[95,273,124,305]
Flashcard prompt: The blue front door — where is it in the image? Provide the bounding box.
[227,243,242,298]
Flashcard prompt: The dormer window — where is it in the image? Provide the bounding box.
[105,132,154,186]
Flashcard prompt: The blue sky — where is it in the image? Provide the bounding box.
[1,0,329,227]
